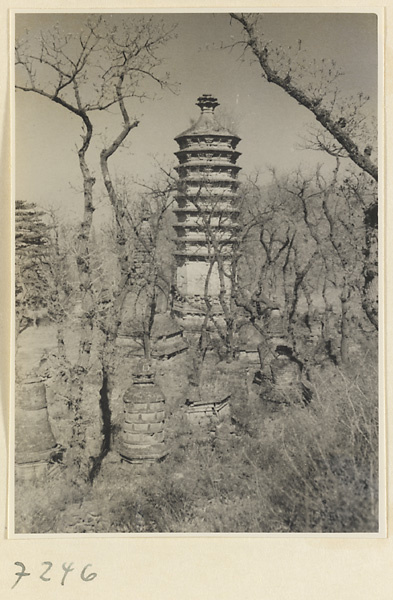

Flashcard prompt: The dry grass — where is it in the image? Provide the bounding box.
[14,341,379,534]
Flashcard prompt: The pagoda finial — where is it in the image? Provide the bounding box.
[196,94,219,113]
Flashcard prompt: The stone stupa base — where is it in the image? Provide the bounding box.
[15,459,62,482]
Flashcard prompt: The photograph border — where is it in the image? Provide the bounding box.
[1,1,391,598]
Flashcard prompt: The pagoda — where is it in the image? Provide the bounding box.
[117,212,188,359]
[173,94,241,329]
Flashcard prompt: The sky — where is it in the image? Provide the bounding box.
[14,12,378,224]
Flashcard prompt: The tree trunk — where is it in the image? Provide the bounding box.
[362,202,378,329]
[67,112,97,484]
[340,286,351,365]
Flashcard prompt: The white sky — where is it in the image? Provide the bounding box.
[15,12,378,224]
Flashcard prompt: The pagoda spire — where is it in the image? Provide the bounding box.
[196,94,220,113]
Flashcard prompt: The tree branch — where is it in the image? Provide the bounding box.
[229,13,378,181]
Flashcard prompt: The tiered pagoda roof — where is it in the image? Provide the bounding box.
[174,95,241,262]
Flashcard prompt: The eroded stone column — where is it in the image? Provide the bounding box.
[120,361,166,464]
[15,376,58,480]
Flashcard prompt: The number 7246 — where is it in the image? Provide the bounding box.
[12,561,97,588]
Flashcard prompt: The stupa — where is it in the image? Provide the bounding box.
[117,212,187,358]
[173,94,241,330]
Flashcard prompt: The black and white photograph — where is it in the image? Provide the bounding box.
[12,10,381,535]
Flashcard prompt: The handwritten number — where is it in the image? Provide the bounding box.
[12,562,30,589]
[12,561,96,588]
[61,562,74,586]
[80,564,97,582]
[40,561,53,582]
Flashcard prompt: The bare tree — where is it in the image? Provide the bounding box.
[180,181,242,360]
[15,15,176,482]
[115,175,176,360]
[227,14,378,334]
[240,165,373,368]
[229,13,378,182]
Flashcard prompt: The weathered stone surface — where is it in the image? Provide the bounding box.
[124,411,165,425]
[124,421,164,433]
[120,361,166,464]
[123,430,164,444]
[15,377,58,479]
[19,379,47,410]
[186,395,230,426]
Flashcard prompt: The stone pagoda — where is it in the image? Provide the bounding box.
[173,94,241,330]
[117,211,187,359]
